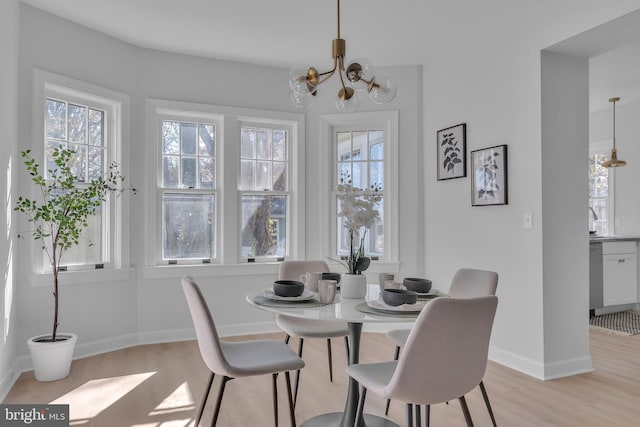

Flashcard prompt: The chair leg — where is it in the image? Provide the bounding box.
[326,338,333,382]
[344,336,350,360]
[406,404,414,427]
[285,334,291,345]
[458,396,474,427]
[293,338,304,407]
[384,345,401,416]
[285,371,297,427]
[425,405,430,427]
[272,373,279,427]
[479,380,497,427]
[355,387,367,427]
[415,404,422,427]
[195,372,214,427]
[212,376,230,427]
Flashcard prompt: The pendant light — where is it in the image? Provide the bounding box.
[288,0,397,112]
[601,97,627,168]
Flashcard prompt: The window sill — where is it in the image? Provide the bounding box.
[142,260,401,280]
[31,268,133,287]
[143,263,281,280]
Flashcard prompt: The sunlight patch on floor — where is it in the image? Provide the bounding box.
[50,372,156,421]
[148,381,196,417]
[153,381,195,411]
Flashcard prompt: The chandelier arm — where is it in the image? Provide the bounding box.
[359,77,381,92]
[316,58,340,85]
[337,57,349,91]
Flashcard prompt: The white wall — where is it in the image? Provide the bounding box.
[16,5,140,361]
[421,2,640,379]
[541,51,592,378]
[0,0,21,401]
[590,102,640,235]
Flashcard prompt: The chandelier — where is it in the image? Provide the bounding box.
[601,97,627,168]
[288,0,397,112]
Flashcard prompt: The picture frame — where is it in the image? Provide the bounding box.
[437,123,466,180]
[471,144,508,206]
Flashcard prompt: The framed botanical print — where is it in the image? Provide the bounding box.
[437,123,466,180]
[471,144,508,206]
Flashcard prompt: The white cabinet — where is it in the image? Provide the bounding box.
[602,241,638,306]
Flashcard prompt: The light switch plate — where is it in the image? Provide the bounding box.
[523,212,533,229]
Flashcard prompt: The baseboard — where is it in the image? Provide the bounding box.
[0,359,21,402]
[489,345,546,379]
[488,346,593,380]
[9,323,594,387]
[136,328,195,346]
[75,333,139,359]
[541,355,593,380]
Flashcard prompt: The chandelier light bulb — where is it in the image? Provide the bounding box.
[290,89,316,108]
[289,65,318,95]
[336,91,361,113]
[368,74,398,104]
[345,58,376,92]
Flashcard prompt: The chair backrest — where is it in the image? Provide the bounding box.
[385,296,498,405]
[449,268,498,297]
[278,260,330,280]
[181,276,231,376]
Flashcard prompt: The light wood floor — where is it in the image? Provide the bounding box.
[4,328,640,426]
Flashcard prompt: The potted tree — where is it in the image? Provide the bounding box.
[15,147,123,381]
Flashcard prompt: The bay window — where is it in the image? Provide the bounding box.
[33,69,129,274]
[148,100,302,267]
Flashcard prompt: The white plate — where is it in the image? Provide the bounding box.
[263,288,316,302]
[367,298,427,313]
[414,289,440,296]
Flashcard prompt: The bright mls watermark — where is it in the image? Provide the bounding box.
[1,405,69,426]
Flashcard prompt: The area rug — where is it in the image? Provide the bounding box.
[589,310,640,336]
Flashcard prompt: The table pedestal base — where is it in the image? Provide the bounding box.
[301,412,399,427]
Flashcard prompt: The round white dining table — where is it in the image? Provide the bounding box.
[246,284,420,427]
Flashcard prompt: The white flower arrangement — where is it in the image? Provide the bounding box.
[336,172,382,274]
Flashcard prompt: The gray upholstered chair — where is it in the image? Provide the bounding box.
[384,268,499,426]
[181,276,305,427]
[276,260,349,405]
[348,296,498,427]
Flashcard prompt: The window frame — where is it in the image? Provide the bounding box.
[30,69,131,283]
[321,111,399,267]
[237,119,295,262]
[145,99,304,270]
[155,110,222,265]
[589,139,615,235]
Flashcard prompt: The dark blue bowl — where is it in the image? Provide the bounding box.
[403,278,432,293]
[382,289,418,306]
[273,280,305,297]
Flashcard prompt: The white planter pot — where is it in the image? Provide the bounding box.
[340,274,367,299]
[27,333,77,381]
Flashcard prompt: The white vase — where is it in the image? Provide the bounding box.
[340,274,367,299]
[27,333,77,381]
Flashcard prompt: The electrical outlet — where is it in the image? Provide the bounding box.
[523,212,533,229]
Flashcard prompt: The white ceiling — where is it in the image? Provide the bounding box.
[19,0,640,112]
[20,0,432,68]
